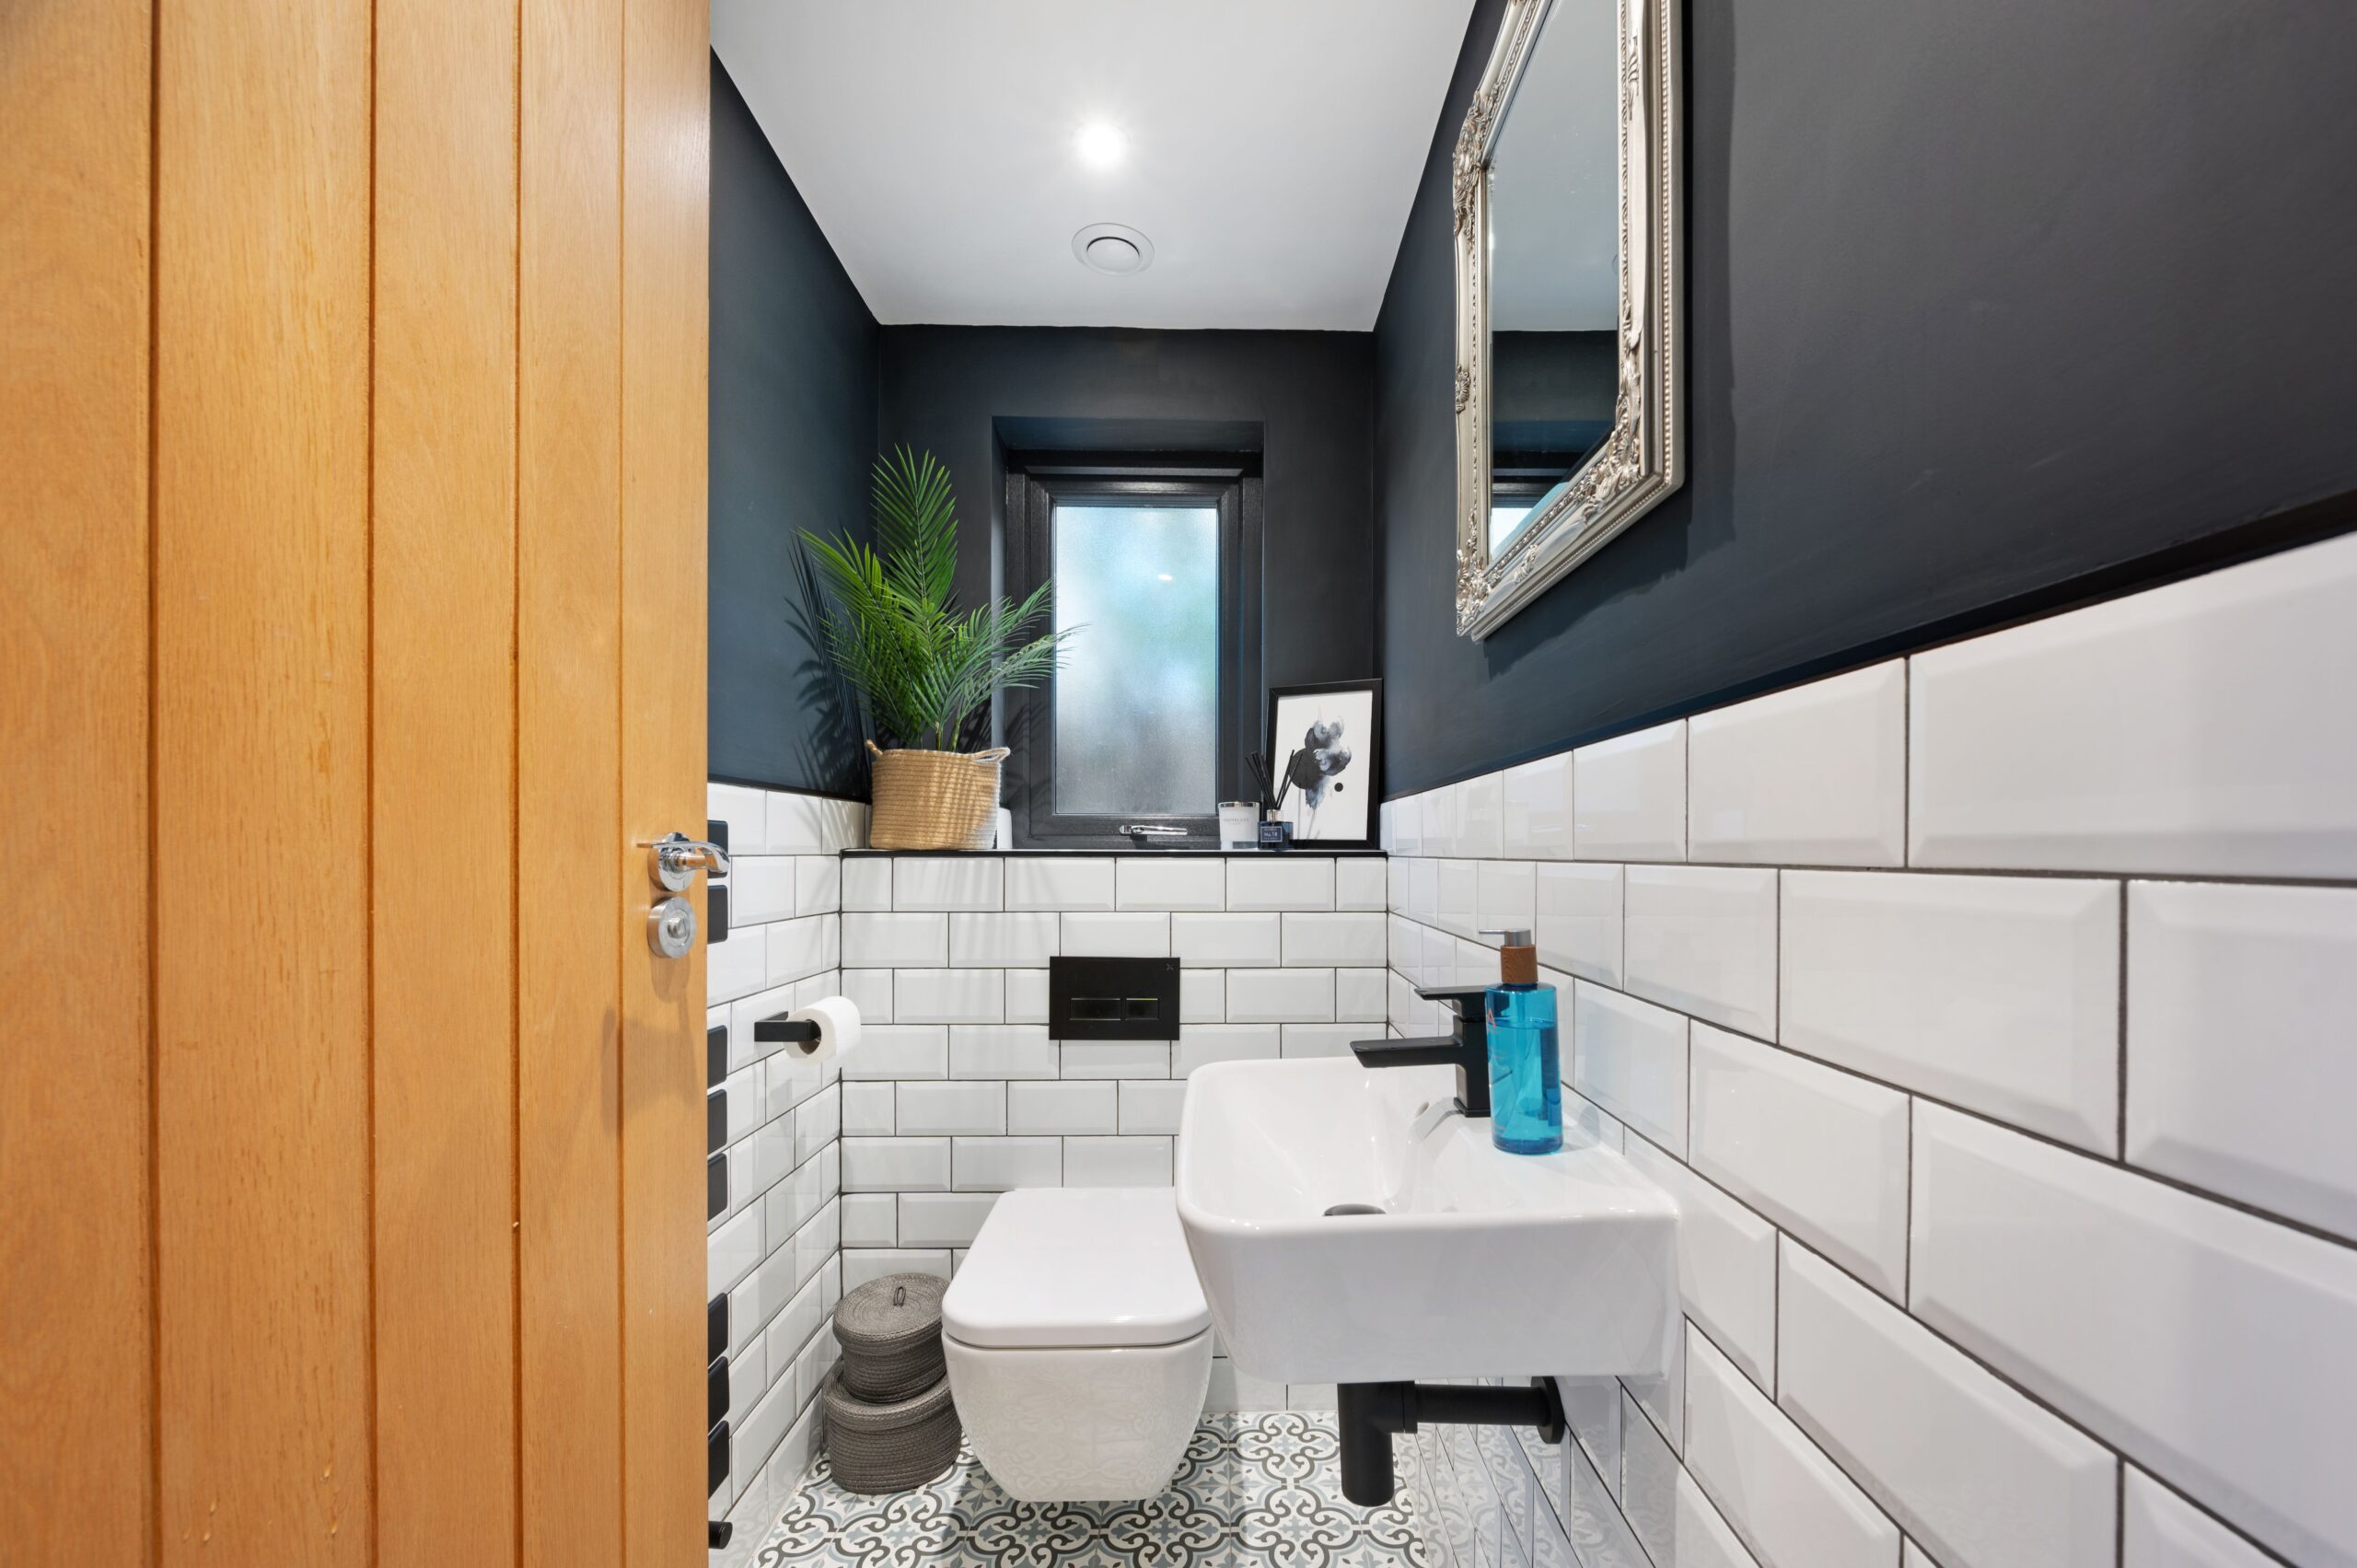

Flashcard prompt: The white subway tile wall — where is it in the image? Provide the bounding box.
[702,783,865,1517]
[839,851,1390,1413]
[1379,535,2357,1568]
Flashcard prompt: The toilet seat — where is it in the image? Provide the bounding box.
[940,1188,1214,1504]
[943,1187,1211,1350]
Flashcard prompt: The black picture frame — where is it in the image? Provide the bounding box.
[1263,679,1383,850]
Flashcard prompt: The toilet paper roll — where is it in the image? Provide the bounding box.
[781,994,861,1067]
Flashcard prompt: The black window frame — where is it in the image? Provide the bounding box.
[1002,459,1263,850]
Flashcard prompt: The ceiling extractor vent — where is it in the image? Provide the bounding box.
[1073,223,1154,276]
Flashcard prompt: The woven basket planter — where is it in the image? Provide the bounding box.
[833,1273,948,1404]
[821,1367,961,1494]
[866,741,1008,851]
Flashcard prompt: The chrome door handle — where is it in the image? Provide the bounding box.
[647,831,730,892]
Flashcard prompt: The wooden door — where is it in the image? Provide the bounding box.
[0,1,711,1565]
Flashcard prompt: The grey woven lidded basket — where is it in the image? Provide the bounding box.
[832,1272,948,1403]
[821,1368,960,1494]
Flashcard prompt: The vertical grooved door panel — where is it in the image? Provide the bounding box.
[620,0,711,1557]
[372,0,521,1559]
[153,0,375,1561]
[0,1,154,1562]
[518,0,627,1562]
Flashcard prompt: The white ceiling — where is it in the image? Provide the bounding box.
[711,0,1478,331]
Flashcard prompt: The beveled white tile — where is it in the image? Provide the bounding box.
[1226,966,1335,1022]
[1386,916,1423,985]
[1689,662,1906,866]
[1336,968,1387,1022]
[1173,1023,1282,1075]
[842,1249,950,1291]
[1675,1468,1766,1568]
[1503,751,1575,859]
[1063,1135,1171,1187]
[766,792,827,854]
[1116,856,1227,912]
[1536,863,1623,986]
[840,1191,896,1248]
[946,1023,1056,1080]
[841,856,891,912]
[841,1080,893,1137]
[1571,981,1690,1157]
[2123,1469,2279,1568]
[1909,532,2357,877]
[951,1136,1061,1191]
[1685,1328,1901,1568]
[893,968,1003,1025]
[1387,794,1424,857]
[1004,856,1115,912]
[1060,1040,1169,1078]
[794,854,841,917]
[1782,871,2119,1154]
[839,1024,946,1081]
[1336,857,1389,911]
[1456,772,1504,859]
[1386,855,1411,919]
[708,783,771,854]
[1003,968,1049,1024]
[1434,858,1479,939]
[1006,1081,1118,1135]
[841,1135,948,1192]
[1621,1389,1680,1565]
[1476,858,1538,938]
[1574,721,1686,864]
[708,923,769,1005]
[838,969,893,1025]
[898,1191,999,1247]
[730,855,795,924]
[1626,1309,1685,1451]
[1421,786,1460,862]
[1171,912,1281,967]
[888,856,1003,912]
[947,911,1059,968]
[2127,879,2357,1238]
[1118,1078,1190,1134]
[1690,1025,1910,1299]
[1624,865,1779,1039]
[841,912,946,970]
[1622,1132,1778,1392]
[1226,856,1336,912]
[1281,912,1388,967]
[1911,1104,2357,1568]
[1780,1240,2116,1568]
[1279,1022,1366,1059]
[1179,967,1225,1022]
[1061,911,1168,957]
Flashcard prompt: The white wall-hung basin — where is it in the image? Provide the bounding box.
[1176,1056,1678,1386]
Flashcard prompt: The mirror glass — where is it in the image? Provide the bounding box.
[1484,0,1620,555]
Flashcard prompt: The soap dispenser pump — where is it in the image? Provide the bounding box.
[1481,928,1562,1155]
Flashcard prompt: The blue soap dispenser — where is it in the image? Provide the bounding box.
[1481,928,1562,1155]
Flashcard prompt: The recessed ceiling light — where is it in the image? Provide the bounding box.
[1075,122,1126,168]
[1073,223,1155,277]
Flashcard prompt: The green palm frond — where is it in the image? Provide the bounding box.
[801,448,1081,752]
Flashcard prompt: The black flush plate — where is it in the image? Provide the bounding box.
[1049,955,1181,1041]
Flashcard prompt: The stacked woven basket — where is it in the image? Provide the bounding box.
[823,1272,961,1493]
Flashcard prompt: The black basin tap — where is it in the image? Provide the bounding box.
[1350,985,1493,1119]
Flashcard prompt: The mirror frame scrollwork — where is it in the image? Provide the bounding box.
[1453,0,1683,640]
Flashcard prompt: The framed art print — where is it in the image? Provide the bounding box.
[1264,679,1382,850]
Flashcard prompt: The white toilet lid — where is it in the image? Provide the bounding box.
[943,1187,1212,1351]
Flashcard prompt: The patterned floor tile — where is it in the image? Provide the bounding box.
[753,1412,1438,1567]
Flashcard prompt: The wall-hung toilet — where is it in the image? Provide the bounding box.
[941,1187,1213,1503]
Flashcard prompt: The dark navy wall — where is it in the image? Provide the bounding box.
[709,54,877,796]
[1376,0,2357,797]
[876,326,1378,693]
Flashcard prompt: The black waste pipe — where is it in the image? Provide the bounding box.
[1335,1378,1566,1506]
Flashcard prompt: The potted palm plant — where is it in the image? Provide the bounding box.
[803,447,1075,850]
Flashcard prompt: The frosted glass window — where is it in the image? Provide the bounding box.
[1052,504,1220,817]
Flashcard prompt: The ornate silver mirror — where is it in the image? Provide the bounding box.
[1453,0,1682,638]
